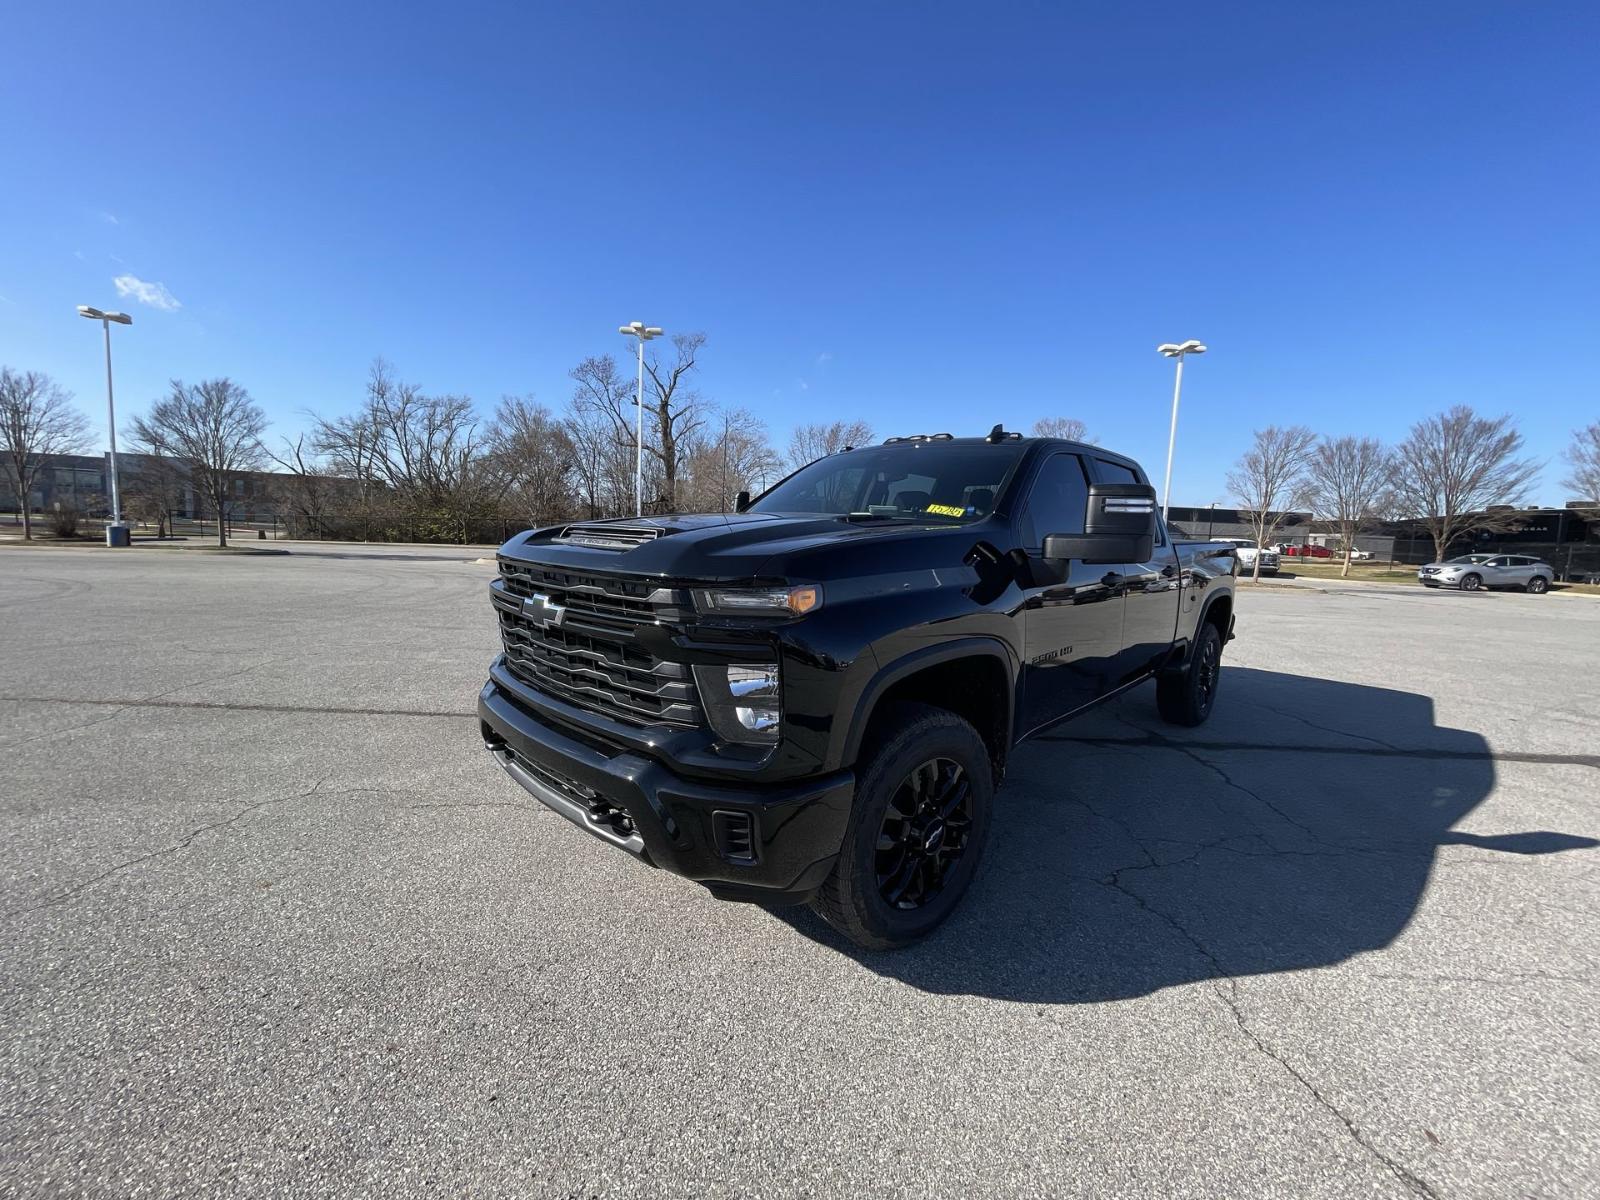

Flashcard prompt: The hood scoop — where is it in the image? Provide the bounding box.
[552,522,665,551]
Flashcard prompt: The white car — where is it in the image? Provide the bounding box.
[1346,547,1374,560]
[1224,539,1279,576]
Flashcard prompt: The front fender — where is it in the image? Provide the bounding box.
[834,636,1020,770]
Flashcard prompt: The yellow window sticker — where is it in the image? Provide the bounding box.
[925,503,965,517]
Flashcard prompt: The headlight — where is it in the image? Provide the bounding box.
[693,585,821,616]
[693,663,781,745]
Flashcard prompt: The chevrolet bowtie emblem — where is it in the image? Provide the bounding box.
[522,592,567,629]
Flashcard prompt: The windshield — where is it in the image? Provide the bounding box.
[750,442,1027,522]
[1447,555,1495,564]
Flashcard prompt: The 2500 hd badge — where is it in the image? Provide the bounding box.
[478,427,1236,948]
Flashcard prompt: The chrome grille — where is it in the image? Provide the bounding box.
[493,561,699,727]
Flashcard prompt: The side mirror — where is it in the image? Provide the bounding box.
[1043,482,1157,563]
[734,490,751,513]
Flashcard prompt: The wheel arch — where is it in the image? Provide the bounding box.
[843,639,1017,778]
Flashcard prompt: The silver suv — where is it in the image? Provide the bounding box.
[1418,554,1554,594]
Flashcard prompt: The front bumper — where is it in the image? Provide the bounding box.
[477,666,854,905]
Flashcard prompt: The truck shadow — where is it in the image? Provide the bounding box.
[771,667,1598,1002]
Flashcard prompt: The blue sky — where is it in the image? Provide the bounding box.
[2,1,1596,506]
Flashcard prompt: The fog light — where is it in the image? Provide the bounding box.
[694,662,781,745]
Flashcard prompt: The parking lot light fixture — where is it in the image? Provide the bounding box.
[1157,340,1206,522]
[618,321,664,517]
[78,305,134,543]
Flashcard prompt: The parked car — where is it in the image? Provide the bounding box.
[1280,544,1332,558]
[1418,554,1554,593]
[477,430,1238,948]
[1346,547,1374,560]
[1226,540,1279,575]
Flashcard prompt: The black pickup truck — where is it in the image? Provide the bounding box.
[478,430,1236,948]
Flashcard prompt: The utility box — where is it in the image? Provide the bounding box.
[106,524,131,548]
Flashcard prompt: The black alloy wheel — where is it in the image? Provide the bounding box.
[811,703,994,950]
[1194,629,1221,715]
[874,758,973,910]
[1157,620,1224,727]
[1460,573,1483,592]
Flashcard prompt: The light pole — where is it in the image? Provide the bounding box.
[1156,339,1206,522]
[77,305,134,545]
[618,321,664,517]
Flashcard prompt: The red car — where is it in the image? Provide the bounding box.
[1277,544,1332,558]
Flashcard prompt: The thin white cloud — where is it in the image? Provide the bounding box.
[114,273,182,311]
[73,249,86,261]
[0,293,15,306]
[816,351,833,366]
[99,210,120,225]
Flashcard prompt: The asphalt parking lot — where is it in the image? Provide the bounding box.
[3,545,1597,1198]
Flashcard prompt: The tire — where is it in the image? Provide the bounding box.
[1157,621,1223,727]
[811,703,993,950]
[1460,573,1482,592]
[1526,576,1549,594]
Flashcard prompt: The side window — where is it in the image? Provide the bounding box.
[1093,457,1163,545]
[1485,556,1511,567]
[1023,453,1090,549]
[1095,459,1141,486]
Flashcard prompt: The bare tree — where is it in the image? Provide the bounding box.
[312,405,387,540]
[1031,416,1092,443]
[0,368,92,539]
[312,360,502,543]
[489,395,578,529]
[1561,421,1600,514]
[567,355,641,518]
[1392,406,1540,563]
[564,405,633,520]
[642,333,708,510]
[1306,436,1394,578]
[1227,425,1318,581]
[130,379,267,547]
[267,433,340,539]
[567,338,709,513]
[787,419,874,469]
[120,450,188,537]
[680,408,784,512]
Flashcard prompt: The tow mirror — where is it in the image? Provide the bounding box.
[1042,482,1157,563]
[734,490,751,513]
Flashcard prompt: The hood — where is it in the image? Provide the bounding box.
[499,512,987,583]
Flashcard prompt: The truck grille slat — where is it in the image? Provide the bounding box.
[493,562,701,728]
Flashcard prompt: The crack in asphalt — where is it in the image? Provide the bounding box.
[1097,846,1440,1198]
[0,703,136,750]
[3,774,335,921]
[1233,695,1404,751]
[1366,971,1597,988]
[1038,728,1600,770]
[1053,734,1441,1198]
[0,695,476,720]
[407,801,529,812]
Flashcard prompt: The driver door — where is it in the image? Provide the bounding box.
[1017,453,1125,735]
[1482,555,1517,586]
